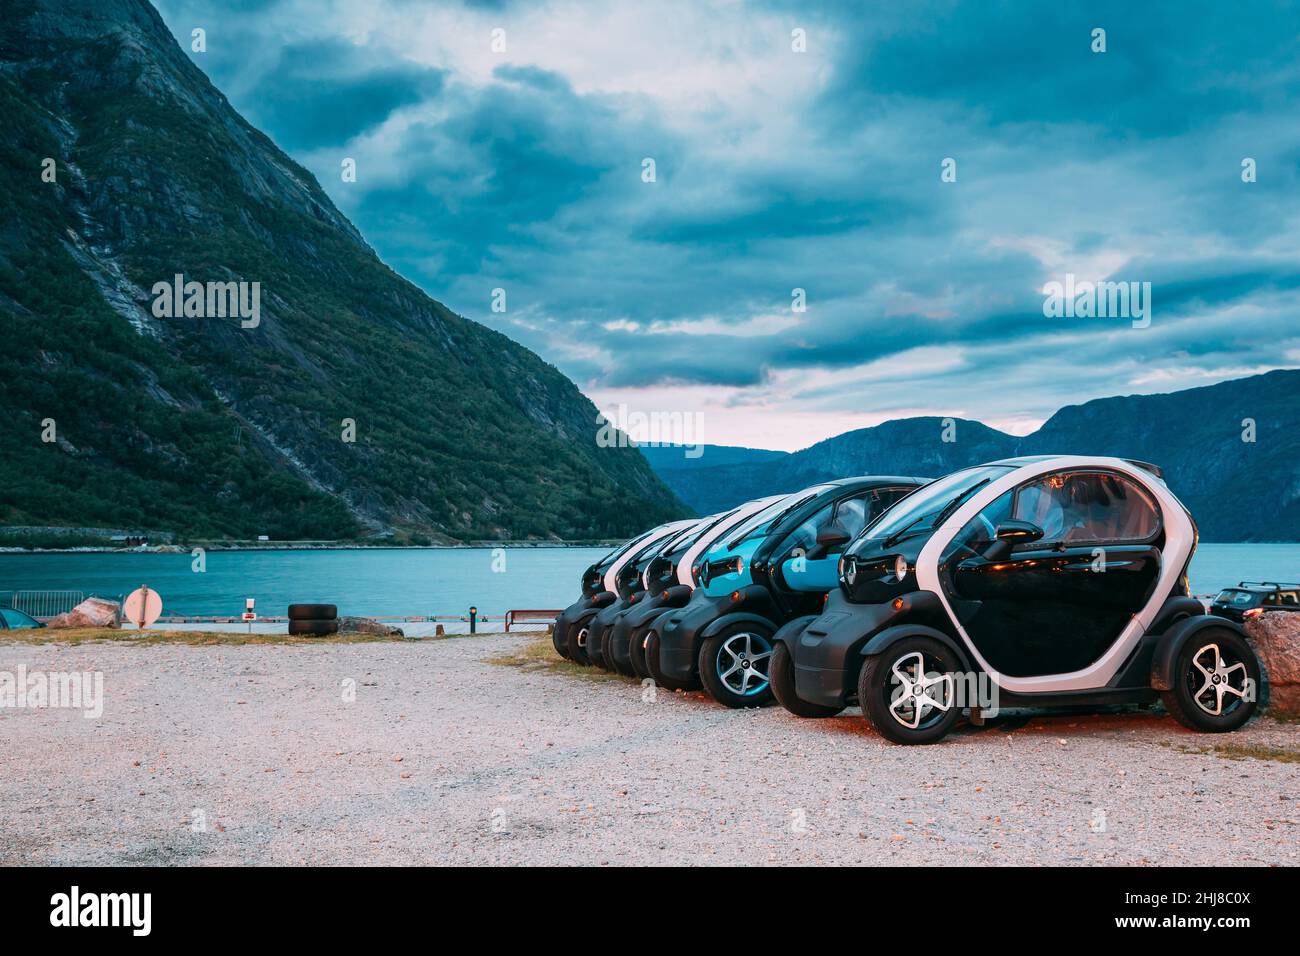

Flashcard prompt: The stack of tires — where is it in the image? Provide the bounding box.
[288,603,338,636]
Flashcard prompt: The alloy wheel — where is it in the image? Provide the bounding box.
[1188,642,1250,717]
[716,631,773,696]
[887,650,954,730]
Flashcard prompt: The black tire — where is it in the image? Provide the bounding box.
[589,622,611,671]
[858,635,963,744]
[770,641,842,718]
[288,618,339,636]
[644,630,699,692]
[288,603,337,620]
[1160,627,1260,733]
[600,623,619,671]
[552,619,571,659]
[566,620,592,666]
[698,622,776,708]
[628,625,651,679]
[606,620,639,677]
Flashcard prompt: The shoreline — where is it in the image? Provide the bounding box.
[1,539,1294,555]
[0,541,621,555]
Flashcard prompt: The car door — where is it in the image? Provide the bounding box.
[940,470,1163,678]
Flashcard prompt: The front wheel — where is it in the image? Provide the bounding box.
[1161,628,1260,732]
[699,624,776,708]
[566,622,592,666]
[858,635,963,744]
[644,630,699,692]
[552,620,571,659]
[770,641,842,718]
[628,625,651,679]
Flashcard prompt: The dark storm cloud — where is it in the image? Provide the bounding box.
[153,0,1300,445]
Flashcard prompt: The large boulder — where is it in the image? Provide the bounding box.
[1245,612,1300,715]
[338,616,404,638]
[46,597,121,629]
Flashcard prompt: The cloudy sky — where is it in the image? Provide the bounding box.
[155,0,1300,450]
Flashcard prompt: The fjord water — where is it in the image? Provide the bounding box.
[0,544,1295,617]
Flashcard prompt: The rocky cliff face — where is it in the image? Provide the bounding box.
[0,0,685,541]
[647,372,1300,542]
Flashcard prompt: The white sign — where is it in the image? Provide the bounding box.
[123,587,163,628]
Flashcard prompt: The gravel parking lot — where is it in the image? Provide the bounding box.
[2,633,1297,866]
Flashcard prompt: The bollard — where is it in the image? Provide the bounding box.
[469,606,477,634]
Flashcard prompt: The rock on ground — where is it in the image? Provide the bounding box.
[338,617,405,637]
[45,597,121,629]
[1246,612,1300,714]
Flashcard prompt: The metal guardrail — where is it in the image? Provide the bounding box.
[1,590,88,619]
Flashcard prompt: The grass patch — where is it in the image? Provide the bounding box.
[0,627,416,646]
[487,632,630,684]
[1174,742,1300,765]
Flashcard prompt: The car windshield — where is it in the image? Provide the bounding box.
[596,527,660,571]
[855,466,1015,545]
[1215,589,1257,607]
[662,511,734,560]
[725,485,832,549]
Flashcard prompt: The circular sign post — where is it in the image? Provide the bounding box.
[123,586,163,630]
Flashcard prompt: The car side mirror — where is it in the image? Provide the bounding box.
[982,520,1044,561]
[808,525,851,560]
[996,520,1044,545]
[815,526,851,549]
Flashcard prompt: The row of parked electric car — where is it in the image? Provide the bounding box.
[553,455,1263,744]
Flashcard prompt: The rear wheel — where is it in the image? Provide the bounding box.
[644,630,699,692]
[1161,628,1260,732]
[771,641,841,718]
[698,624,776,708]
[859,635,962,744]
[552,620,570,659]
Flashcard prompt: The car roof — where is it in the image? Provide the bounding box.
[986,455,1165,478]
[826,475,931,488]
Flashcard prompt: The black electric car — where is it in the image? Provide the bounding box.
[1210,582,1300,622]
[606,496,789,678]
[770,456,1262,743]
[648,476,927,707]
[584,517,710,672]
[552,523,679,664]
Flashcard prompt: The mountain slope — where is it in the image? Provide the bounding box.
[0,0,685,542]
[645,372,1300,541]
[1022,369,1300,541]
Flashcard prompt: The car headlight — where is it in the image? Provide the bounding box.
[894,555,908,582]
[734,556,745,575]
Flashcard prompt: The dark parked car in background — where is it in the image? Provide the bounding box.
[1210,582,1300,622]
[0,607,44,630]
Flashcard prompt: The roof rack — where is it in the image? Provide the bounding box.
[1237,581,1300,590]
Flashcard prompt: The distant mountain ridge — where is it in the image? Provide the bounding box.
[643,370,1300,542]
[0,0,685,542]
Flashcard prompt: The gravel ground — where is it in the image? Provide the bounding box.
[1,634,1297,866]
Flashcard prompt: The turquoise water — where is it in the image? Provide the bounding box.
[0,547,608,618]
[0,543,1293,617]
